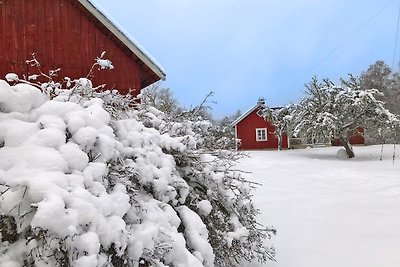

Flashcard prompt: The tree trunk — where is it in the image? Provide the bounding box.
[277,135,282,150]
[276,130,282,150]
[339,136,355,158]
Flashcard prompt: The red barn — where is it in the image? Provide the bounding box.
[331,127,365,146]
[231,98,288,150]
[0,0,165,95]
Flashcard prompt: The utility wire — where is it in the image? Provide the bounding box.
[392,0,400,164]
[304,0,394,78]
[392,0,400,70]
[273,0,395,93]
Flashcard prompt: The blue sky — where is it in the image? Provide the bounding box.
[94,0,399,118]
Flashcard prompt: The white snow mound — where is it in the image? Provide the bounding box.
[0,80,215,267]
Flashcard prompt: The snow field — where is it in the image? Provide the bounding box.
[238,146,400,267]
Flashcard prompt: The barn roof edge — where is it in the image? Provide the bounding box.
[79,0,166,81]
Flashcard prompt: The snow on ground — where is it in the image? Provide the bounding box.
[238,145,400,267]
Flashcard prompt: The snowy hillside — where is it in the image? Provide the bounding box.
[238,146,400,267]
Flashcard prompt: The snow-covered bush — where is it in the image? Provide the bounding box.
[141,87,238,151]
[0,68,274,265]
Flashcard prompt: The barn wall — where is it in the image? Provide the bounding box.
[236,108,288,150]
[331,127,365,146]
[0,0,156,95]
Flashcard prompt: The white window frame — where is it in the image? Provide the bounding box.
[256,128,268,141]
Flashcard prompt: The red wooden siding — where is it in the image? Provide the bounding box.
[0,0,159,95]
[236,107,288,150]
[331,127,365,146]
[348,128,365,145]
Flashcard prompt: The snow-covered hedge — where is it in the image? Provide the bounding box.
[0,77,274,266]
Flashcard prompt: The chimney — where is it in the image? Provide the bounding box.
[257,97,265,105]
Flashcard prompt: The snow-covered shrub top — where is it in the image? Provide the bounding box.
[0,79,274,267]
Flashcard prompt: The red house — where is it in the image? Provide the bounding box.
[0,0,165,95]
[231,98,288,150]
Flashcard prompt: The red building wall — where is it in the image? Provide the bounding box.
[0,0,158,95]
[348,128,365,145]
[331,128,365,146]
[236,108,288,150]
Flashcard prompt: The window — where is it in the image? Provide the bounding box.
[256,128,267,141]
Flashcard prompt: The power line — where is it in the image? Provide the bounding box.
[304,0,394,78]
[270,1,395,95]
[392,0,400,70]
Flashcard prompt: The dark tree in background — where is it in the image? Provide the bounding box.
[360,60,400,116]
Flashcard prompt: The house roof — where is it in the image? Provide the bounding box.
[230,101,284,127]
[78,0,166,81]
[230,104,263,127]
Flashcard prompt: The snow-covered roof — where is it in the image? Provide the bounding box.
[230,104,262,127]
[79,0,166,81]
[230,101,284,127]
